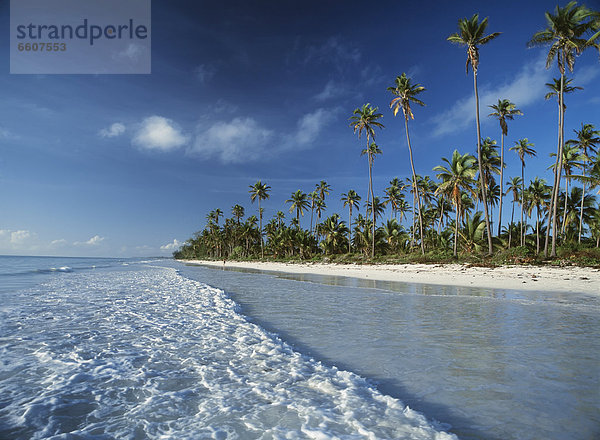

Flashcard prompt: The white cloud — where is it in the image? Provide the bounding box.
[160,239,181,251]
[99,122,126,138]
[289,108,336,146]
[191,117,274,163]
[50,239,67,247]
[430,55,552,137]
[132,116,189,152]
[0,229,38,253]
[573,65,600,87]
[10,230,31,244]
[314,80,345,101]
[195,63,217,83]
[74,235,105,246]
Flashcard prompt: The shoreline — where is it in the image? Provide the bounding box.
[180,259,600,295]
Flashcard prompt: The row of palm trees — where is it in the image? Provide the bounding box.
[176,144,599,260]
[175,2,599,261]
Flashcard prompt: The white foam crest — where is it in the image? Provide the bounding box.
[0,266,456,439]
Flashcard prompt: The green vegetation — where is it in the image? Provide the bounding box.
[174,3,600,268]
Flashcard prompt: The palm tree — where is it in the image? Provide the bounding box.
[275,211,285,228]
[320,214,349,255]
[505,177,523,249]
[544,77,583,106]
[434,150,478,256]
[528,178,551,253]
[249,180,271,258]
[510,138,537,246]
[550,143,584,237]
[214,208,223,224]
[448,13,500,255]
[315,180,331,202]
[341,190,361,253]
[543,77,583,253]
[350,104,384,258]
[366,196,386,225]
[286,190,310,225]
[528,1,597,257]
[488,99,523,236]
[360,142,383,255]
[384,182,404,220]
[479,137,501,226]
[567,123,600,242]
[314,198,327,236]
[388,72,426,255]
[560,186,597,241]
[308,190,319,235]
[232,204,245,225]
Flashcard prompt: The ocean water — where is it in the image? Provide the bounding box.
[0,256,456,439]
[177,263,600,440]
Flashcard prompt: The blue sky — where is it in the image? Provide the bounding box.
[0,0,598,257]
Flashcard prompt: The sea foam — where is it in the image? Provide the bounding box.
[0,266,456,439]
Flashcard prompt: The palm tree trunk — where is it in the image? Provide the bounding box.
[473,70,493,255]
[551,70,566,257]
[348,207,352,253]
[545,97,562,257]
[578,179,586,244]
[520,164,525,247]
[562,178,569,235]
[259,199,264,258]
[411,192,416,247]
[369,157,375,258]
[536,208,540,254]
[404,117,425,255]
[454,204,459,257]
[509,200,515,249]
[497,133,505,236]
[437,199,444,236]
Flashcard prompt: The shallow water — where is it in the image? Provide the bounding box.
[0,257,456,439]
[178,262,600,440]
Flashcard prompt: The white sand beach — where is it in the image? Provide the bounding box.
[182,259,600,295]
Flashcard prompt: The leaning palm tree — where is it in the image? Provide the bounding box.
[448,14,500,255]
[434,150,478,257]
[388,72,426,255]
[341,190,361,253]
[488,99,523,236]
[528,1,597,256]
[567,123,600,242]
[349,104,384,258]
[510,139,537,246]
[286,190,310,225]
[506,176,523,249]
[249,180,271,258]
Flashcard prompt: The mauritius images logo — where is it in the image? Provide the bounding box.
[10,0,151,74]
